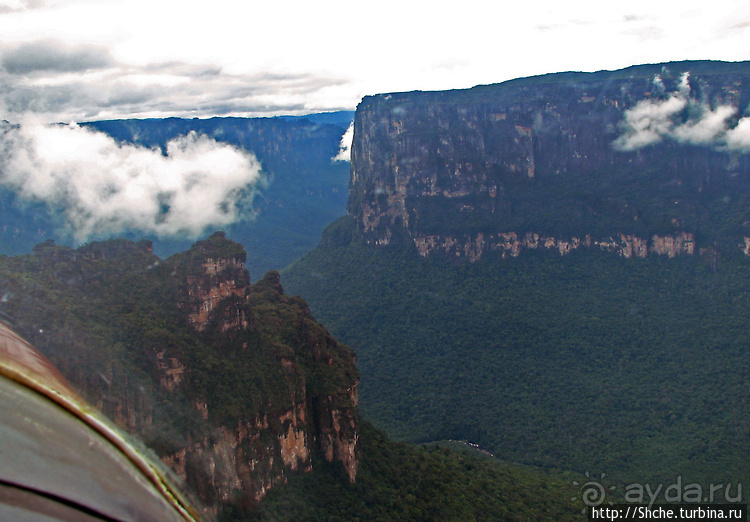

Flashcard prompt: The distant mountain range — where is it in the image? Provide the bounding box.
[0,112,354,278]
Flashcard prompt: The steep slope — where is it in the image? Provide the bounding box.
[283,61,750,490]
[286,233,750,488]
[0,233,359,516]
[348,61,750,260]
[0,235,584,520]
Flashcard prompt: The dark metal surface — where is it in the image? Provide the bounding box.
[0,322,200,521]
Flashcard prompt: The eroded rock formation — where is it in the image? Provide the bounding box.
[0,233,360,516]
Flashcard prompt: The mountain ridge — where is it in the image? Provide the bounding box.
[0,112,353,277]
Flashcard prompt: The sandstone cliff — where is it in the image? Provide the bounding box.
[348,61,750,262]
[164,233,359,512]
[0,233,359,516]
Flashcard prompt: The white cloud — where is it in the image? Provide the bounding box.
[613,94,688,150]
[672,105,737,145]
[726,117,750,152]
[0,121,263,241]
[613,72,748,153]
[0,43,348,121]
[333,122,353,162]
[0,1,748,123]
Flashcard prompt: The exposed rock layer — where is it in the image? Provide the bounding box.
[165,233,360,513]
[348,61,750,262]
[0,234,359,516]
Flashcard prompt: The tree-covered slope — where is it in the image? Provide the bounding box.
[0,235,584,519]
[251,421,582,521]
[283,217,750,491]
[0,234,361,514]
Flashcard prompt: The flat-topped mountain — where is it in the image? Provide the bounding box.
[284,61,750,492]
[348,61,750,262]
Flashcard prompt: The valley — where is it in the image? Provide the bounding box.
[284,60,750,495]
[2,59,749,519]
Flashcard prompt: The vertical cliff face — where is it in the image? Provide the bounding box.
[162,234,360,511]
[156,233,358,507]
[0,233,360,516]
[348,61,750,262]
[182,256,250,331]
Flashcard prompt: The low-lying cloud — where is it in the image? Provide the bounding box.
[333,122,353,162]
[613,72,750,153]
[0,121,263,241]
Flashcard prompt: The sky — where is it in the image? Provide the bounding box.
[0,0,748,243]
[0,0,748,123]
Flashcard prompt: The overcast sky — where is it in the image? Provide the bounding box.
[0,0,748,123]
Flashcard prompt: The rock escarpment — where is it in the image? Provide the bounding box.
[0,233,359,516]
[412,230,699,261]
[164,234,359,510]
[348,61,750,262]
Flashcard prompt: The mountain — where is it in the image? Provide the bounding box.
[0,233,359,516]
[0,113,353,277]
[0,234,582,520]
[348,60,750,258]
[283,61,750,491]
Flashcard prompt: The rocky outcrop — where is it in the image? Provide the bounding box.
[162,404,312,509]
[167,233,360,514]
[348,61,750,261]
[177,233,251,331]
[0,234,360,517]
[155,350,187,393]
[161,384,360,512]
[312,386,360,483]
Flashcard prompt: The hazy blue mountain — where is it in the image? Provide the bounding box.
[0,112,354,278]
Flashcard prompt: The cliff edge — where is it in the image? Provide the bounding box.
[348,60,750,262]
[0,232,359,516]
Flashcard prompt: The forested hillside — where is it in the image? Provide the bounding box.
[284,218,750,491]
[0,235,582,519]
[283,61,750,495]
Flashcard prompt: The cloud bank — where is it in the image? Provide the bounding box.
[0,37,349,121]
[1,39,113,75]
[0,122,263,241]
[613,73,750,153]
